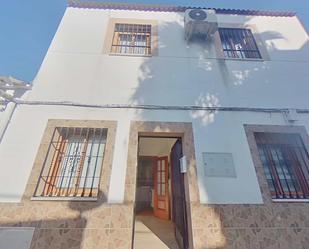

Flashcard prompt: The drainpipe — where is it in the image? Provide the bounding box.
[0,101,16,143]
[0,76,31,143]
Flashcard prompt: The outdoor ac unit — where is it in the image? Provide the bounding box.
[184,9,218,40]
[284,109,299,123]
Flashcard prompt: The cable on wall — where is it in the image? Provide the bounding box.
[3,99,309,114]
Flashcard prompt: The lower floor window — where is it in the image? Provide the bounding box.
[34,127,107,198]
[255,132,309,199]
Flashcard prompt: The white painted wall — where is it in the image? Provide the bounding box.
[0,6,308,204]
[139,137,177,157]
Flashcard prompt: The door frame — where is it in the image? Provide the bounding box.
[136,136,180,221]
[136,135,185,245]
[127,121,198,249]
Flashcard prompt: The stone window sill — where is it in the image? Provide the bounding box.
[272,198,309,203]
[109,52,152,58]
[31,196,98,202]
[221,57,265,62]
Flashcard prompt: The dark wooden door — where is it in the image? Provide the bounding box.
[154,156,170,220]
[171,139,188,249]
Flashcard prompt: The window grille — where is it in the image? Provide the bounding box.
[34,127,107,199]
[255,132,309,199]
[219,28,262,59]
[111,23,152,55]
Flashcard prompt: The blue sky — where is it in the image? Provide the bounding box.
[0,0,308,82]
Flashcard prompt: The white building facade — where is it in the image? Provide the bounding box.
[0,1,308,248]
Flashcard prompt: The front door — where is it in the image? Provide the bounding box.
[171,139,188,249]
[153,156,169,220]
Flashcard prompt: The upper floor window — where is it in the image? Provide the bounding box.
[219,28,262,59]
[111,23,152,55]
[256,132,309,200]
[34,127,107,199]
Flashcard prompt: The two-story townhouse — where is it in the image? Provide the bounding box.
[0,1,309,248]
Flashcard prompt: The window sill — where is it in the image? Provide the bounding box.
[31,196,98,202]
[272,198,309,203]
[108,52,152,58]
[221,57,265,62]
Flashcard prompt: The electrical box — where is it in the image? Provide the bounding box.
[203,152,237,178]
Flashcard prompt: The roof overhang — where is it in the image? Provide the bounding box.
[67,0,296,17]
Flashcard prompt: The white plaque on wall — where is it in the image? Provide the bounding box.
[203,152,237,178]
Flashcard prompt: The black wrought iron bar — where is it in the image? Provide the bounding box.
[288,146,309,197]
[239,29,248,57]
[73,128,87,194]
[233,29,245,58]
[272,146,294,198]
[244,29,255,58]
[38,127,58,196]
[220,28,228,51]
[296,147,309,197]
[59,127,77,194]
[89,128,105,197]
[111,24,117,53]
[81,128,96,197]
[294,145,309,178]
[247,29,262,58]
[117,24,122,53]
[267,145,291,198]
[227,29,238,58]
[134,24,137,54]
[147,25,151,55]
[219,28,261,59]
[46,127,65,196]
[66,128,84,196]
[112,23,151,55]
[223,29,233,58]
[74,128,90,196]
[125,23,129,54]
[280,145,301,198]
[262,145,283,198]
[52,127,70,196]
[57,127,74,195]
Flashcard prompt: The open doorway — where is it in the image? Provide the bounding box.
[133,136,188,249]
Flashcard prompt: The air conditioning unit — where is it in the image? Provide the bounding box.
[284,109,299,123]
[184,9,218,41]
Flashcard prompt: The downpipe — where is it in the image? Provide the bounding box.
[0,101,17,143]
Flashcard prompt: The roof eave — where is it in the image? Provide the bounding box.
[67,0,296,17]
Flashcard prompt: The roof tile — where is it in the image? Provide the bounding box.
[67,0,296,17]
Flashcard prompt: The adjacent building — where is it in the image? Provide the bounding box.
[0,0,309,248]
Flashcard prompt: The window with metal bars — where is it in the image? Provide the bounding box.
[34,127,107,199]
[255,132,309,199]
[110,23,152,55]
[219,28,262,59]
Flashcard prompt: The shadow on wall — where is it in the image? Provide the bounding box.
[127,16,309,249]
[130,16,309,123]
[0,191,112,249]
[0,16,308,249]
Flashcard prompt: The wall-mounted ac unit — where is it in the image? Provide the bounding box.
[284,109,299,123]
[184,9,218,41]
